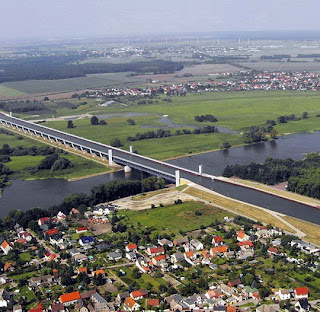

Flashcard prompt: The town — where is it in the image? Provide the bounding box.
[0,193,319,312]
[74,71,320,102]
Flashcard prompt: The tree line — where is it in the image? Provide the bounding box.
[127,125,218,142]
[194,114,218,122]
[223,153,320,199]
[0,55,184,83]
[0,176,166,230]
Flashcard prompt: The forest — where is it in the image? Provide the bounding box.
[0,55,184,82]
[222,153,320,199]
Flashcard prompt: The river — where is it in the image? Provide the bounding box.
[0,131,320,221]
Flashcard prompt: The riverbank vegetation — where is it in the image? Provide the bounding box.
[0,128,110,192]
[223,153,320,199]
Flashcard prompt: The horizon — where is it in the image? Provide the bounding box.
[2,0,320,40]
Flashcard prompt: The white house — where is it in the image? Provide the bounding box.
[1,241,12,255]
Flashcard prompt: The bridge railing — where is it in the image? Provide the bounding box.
[0,112,215,180]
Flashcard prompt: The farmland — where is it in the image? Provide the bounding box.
[0,85,26,98]
[41,91,320,159]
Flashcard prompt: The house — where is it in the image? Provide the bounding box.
[57,211,67,221]
[29,275,53,287]
[93,270,105,277]
[173,237,189,246]
[237,241,254,250]
[158,238,173,247]
[0,275,10,285]
[267,247,279,256]
[210,245,228,256]
[45,228,59,237]
[294,287,308,299]
[18,231,32,242]
[190,239,204,251]
[146,299,160,308]
[277,289,291,301]
[125,243,137,253]
[184,251,197,261]
[130,290,148,300]
[124,297,140,311]
[51,303,65,312]
[1,241,12,255]
[126,252,137,261]
[13,305,23,312]
[236,231,249,242]
[78,267,88,275]
[38,217,50,228]
[152,254,166,266]
[295,299,311,312]
[0,289,10,307]
[228,279,241,288]
[108,252,122,261]
[146,246,164,256]
[212,236,224,246]
[59,291,81,306]
[79,236,94,247]
[171,251,184,263]
[76,227,88,234]
[256,304,279,312]
[117,291,129,303]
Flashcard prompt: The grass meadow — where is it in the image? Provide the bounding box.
[120,201,231,234]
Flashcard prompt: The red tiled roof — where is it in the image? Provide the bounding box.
[267,247,278,254]
[125,297,137,309]
[60,291,81,303]
[45,229,58,236]
[295,287,309,296]
[76,227,87,232]
[131,290,143,298]
[214,236,223,243]
[126,243,137,250]
[211,245,228,253]
[153,254,166,261]
[237,241,254,247]
[147,299,160,306]
[94,269,105,276]
[149,246,164,254]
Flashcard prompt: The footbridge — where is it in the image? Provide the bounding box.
[0,112,210,186]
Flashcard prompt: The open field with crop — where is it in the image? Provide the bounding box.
[0,85,26,98]
[1,72,143,94]
[136,63,240,84]
[243,60,320,72]
[120,201,232,234]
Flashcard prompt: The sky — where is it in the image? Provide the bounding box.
[1,0,320,39]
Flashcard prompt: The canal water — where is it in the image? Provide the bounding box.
[0,131,320,220]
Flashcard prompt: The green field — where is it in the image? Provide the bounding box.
[0,85,26,97]
[2,72,144,94]
[0,129,110,180]
[120,201,232,233]
[40,91,320,159]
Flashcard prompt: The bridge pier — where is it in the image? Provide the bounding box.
[124,165,132,173]
[129,146,133,153]
[175,170,180,187]
[108,149,114,166]
[199,165,203,174]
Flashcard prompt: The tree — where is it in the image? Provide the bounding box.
[127,119,136,126]
[99,120,107,125]
[270,129,278,139]
[302,111,308,119]
[38,153,59,170]
[132,268,141,279]
[278,116,287,123]
[110,138,122,147]
[221,141,231,149]
[91,116,99,125]
[51,157,73,171]
[67,120,74,128]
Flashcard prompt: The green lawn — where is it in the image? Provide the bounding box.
[19,252,32,262]
[120,201,232,233]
